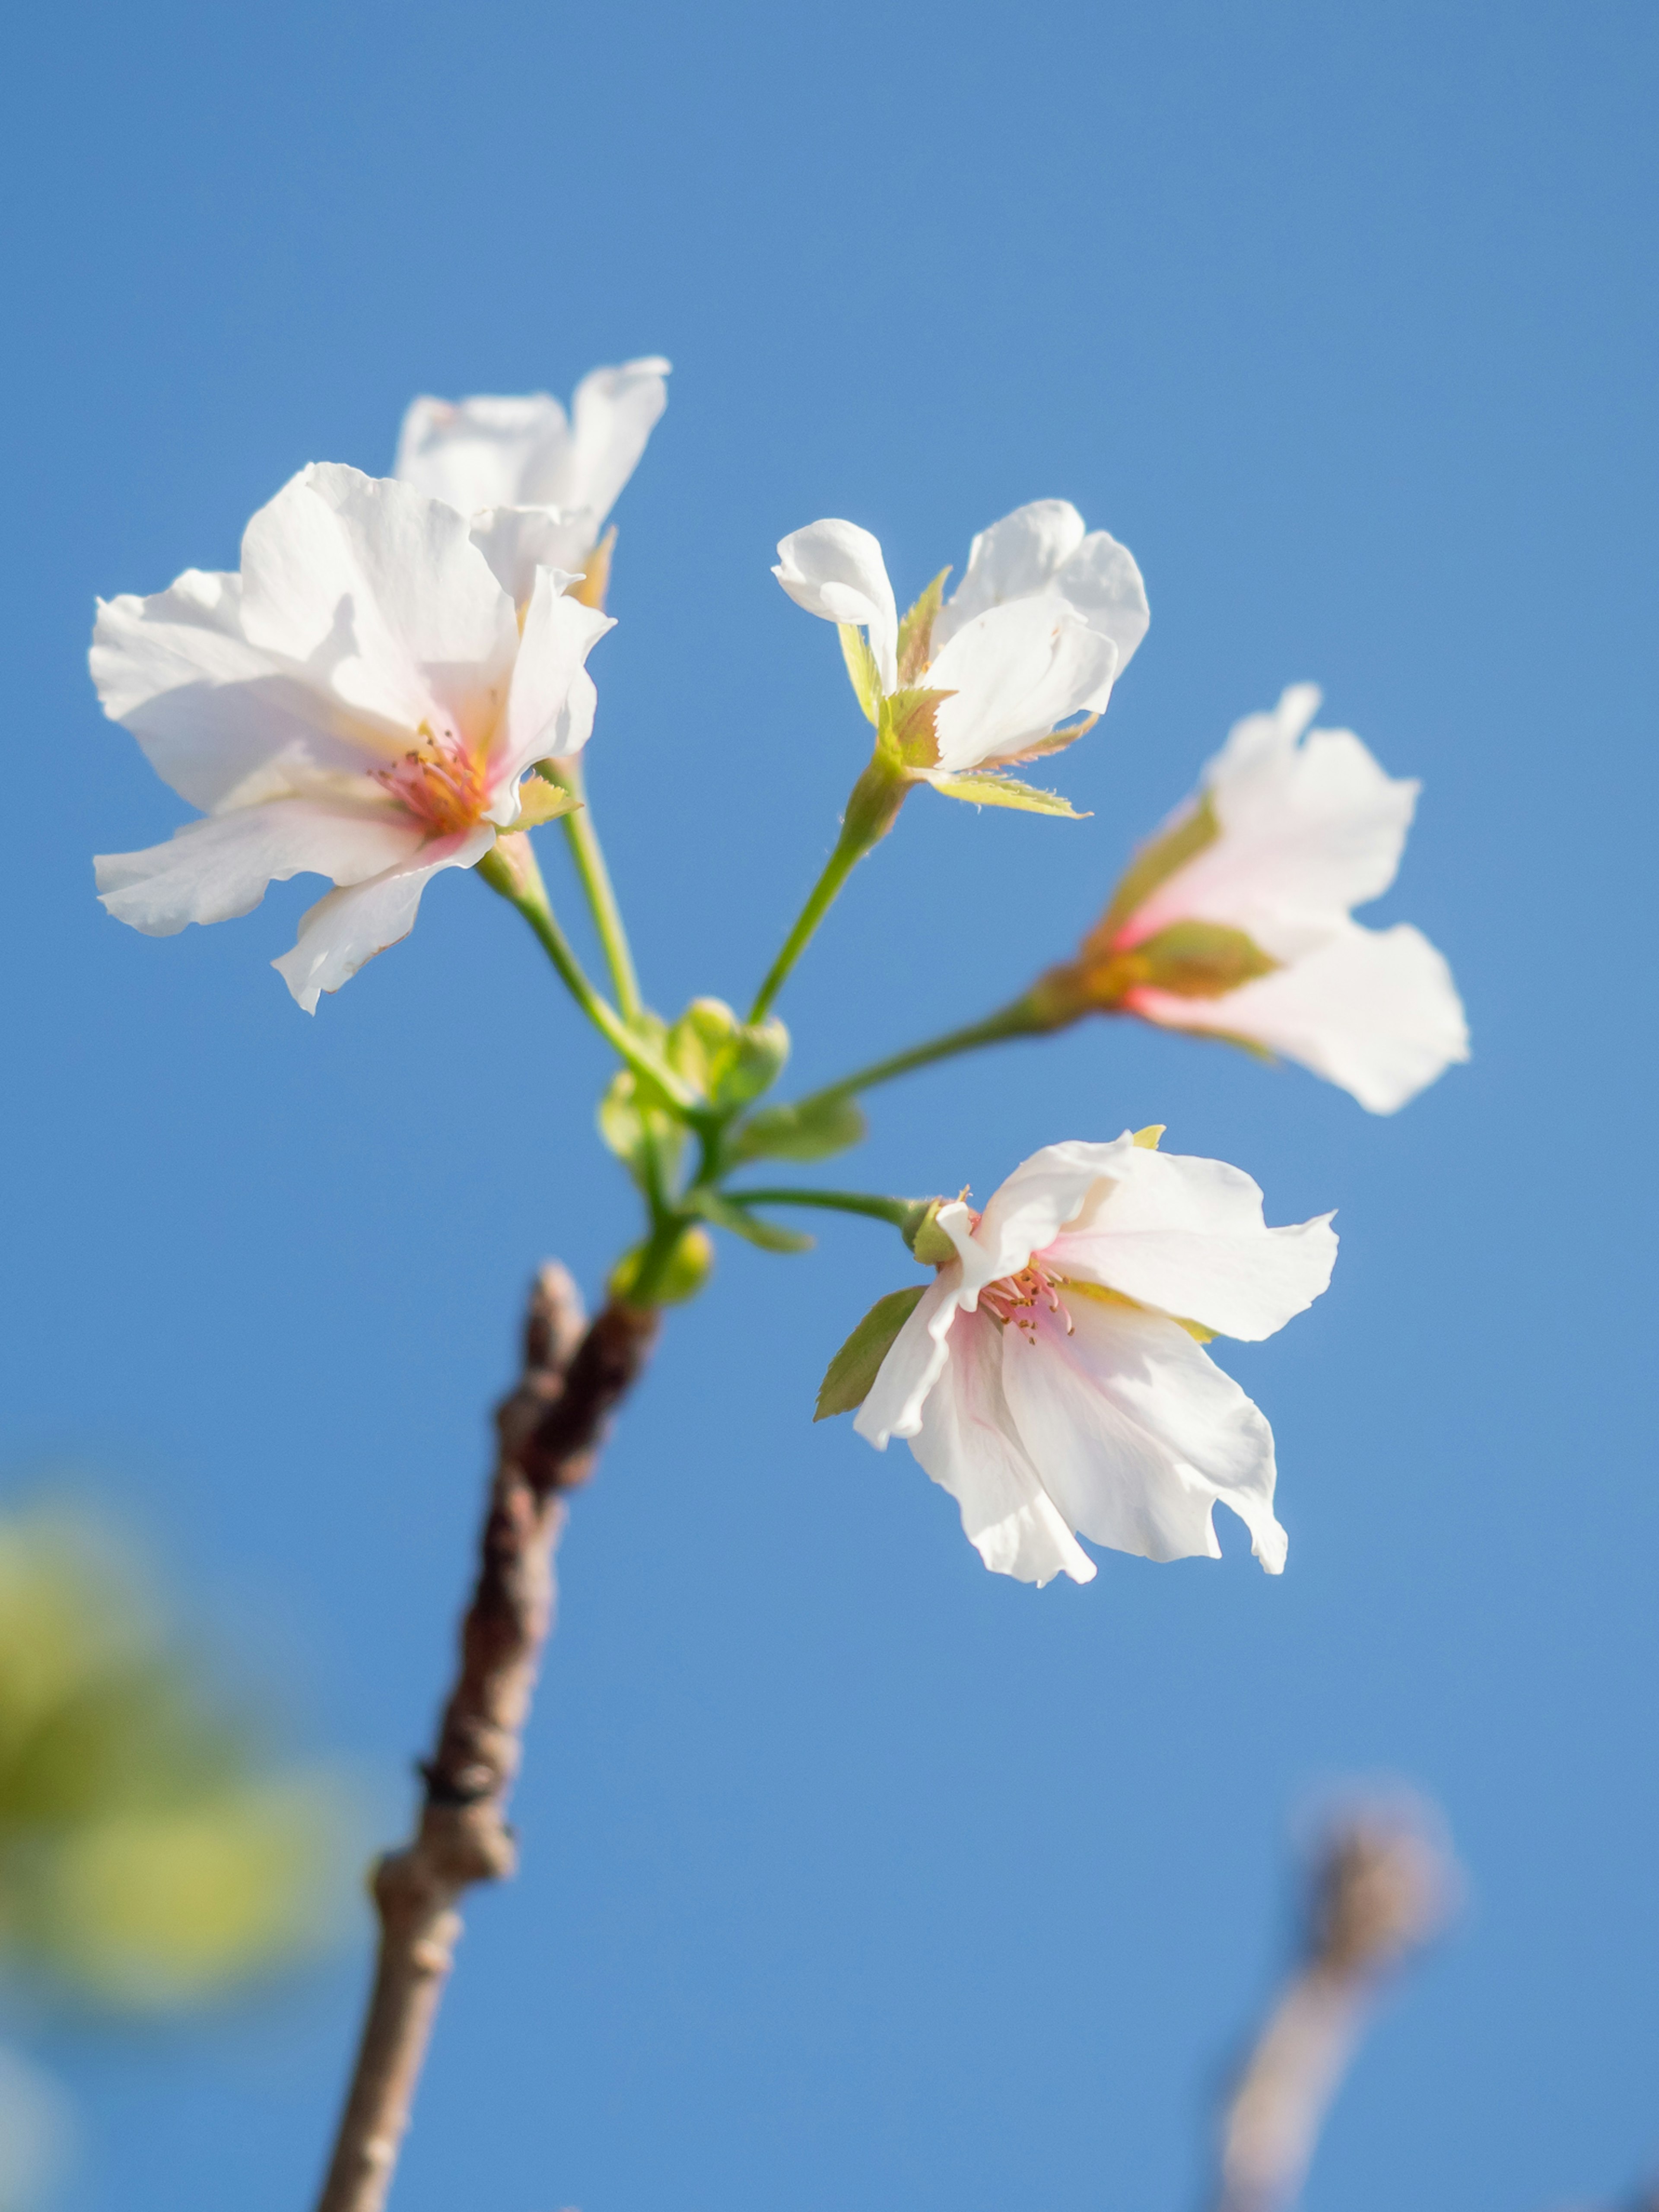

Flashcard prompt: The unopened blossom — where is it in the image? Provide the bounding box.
[92,463,611,1011]
[1042,686,1468,1113]
[773,500,1147,794]
[395,356,670,602]
[853,1135,1336,1587]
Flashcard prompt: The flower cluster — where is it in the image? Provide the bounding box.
[90,359,1465,1590]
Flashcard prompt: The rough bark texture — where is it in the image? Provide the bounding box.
[313,1267,660,2212]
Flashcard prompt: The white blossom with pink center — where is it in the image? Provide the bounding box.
[773,499,1148,774]
[856,1136,1337,1588]
[1110,686,1469,1112]
[92,463,612,1011]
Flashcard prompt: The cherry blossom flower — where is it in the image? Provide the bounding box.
[1044,686,1468,1112]
[394,357,670,602]
[92,463,611,1012]
[848,1134,1336,1587]
[773,500,1147,809]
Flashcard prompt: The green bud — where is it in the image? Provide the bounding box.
[608,1226,715,1307]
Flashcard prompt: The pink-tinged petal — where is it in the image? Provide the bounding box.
[928,600,1117,771]
[468,508,594,604]
[1129,690,1418,957]
[90,571,377,810]
[238,465,518,746]
[395,393,572,515]
[1051,531,1150,693]
[1049,1145,1337,1342]
[271,824,495,1012]
[488,574,614,801]
[1002,1300,1286,1571]
[95,801,425,936]
[773,521,900,691]
[906,1307,1095,1586]
[931,500,1087,650]
[1134,922,1470,1114]
[855,1271,965,1448]
[553,358,671,524]
[969,1139,1138,1290]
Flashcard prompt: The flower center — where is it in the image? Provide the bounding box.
[373,731,489,837]
[980,1259,1073,1341]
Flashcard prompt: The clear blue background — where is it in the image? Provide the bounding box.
[3,1,1655,2205]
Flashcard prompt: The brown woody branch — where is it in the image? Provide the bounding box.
[1214,1804,1453,2212]
[313,1265,660,2212]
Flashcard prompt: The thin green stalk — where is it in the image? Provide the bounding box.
[788,997,1045,1115]
[748,759,906,1024]
[727,1187,918,1229]
[538,760,642,1021]
[477,845,698,1114]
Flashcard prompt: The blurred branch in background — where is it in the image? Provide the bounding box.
[1212,1796,1457,2212]
[0,1497,356,2206]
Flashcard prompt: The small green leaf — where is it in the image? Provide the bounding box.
[1089,793,1220,950]
[814,1285,927,1420]
[512,779,580,830]
[725,1095,868,1166]
[1127,919,1279,998]
[929,772,1088,818]
[896,567,951,684]
[838,624,882,725]
[689,1189,814,1254]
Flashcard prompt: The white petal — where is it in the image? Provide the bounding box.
[395,393,572,515]
[1001,1300,1286,1570]
[1049,1144,1337,1342]
[1050,531,1150,694]
[855,1272,964,1447]
[271,824,495,1012]
[906,1307,1095,1586]
[773,520,899,691]
[970,1139,1139,1289]
[1129,689,1418,958]
[238,465,518,746]
[468,507,594,603]
[90,571,377,811]
[489,573,614,801]
[553,357,671,524]
[931,500,1087,651]
[928,600,1117,771]
[1134,922,1469,1114]
[95,801,424,935]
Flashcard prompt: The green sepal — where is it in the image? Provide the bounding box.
[901,1198,959,1265]
[608,1226,714,1306]
[896,568,952,684]
[929,772,1088,818]
[688,1188,815,1254]
[838,625,882,725]
[1123,919,1279,999]
[725,1094,868,1167]
[1090,793,1220,948]
[814,1284,928,1420]
[877,685,954,772]
[511,779,580,830]
[667,997,790,1108]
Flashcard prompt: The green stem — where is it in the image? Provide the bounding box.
[477,844,698,1114]
[728,1187,918,1229]
[788,996,1045,1115]
[538,759,642,1022]
[748,758,906,1024]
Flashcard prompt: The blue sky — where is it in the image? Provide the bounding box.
[3,0,1657,2206]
